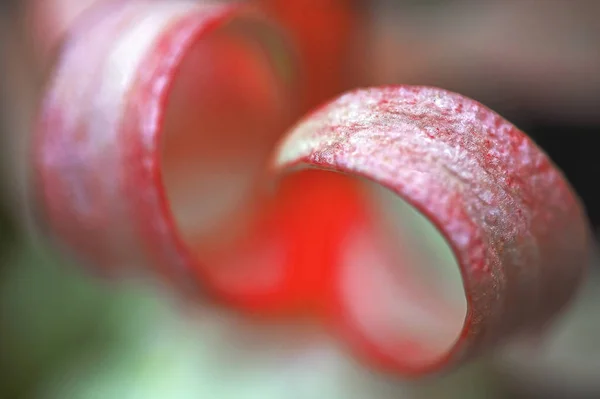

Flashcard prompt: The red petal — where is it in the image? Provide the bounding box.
[272,86,591,375]
[32,0,592,378]
[32,0,362,318]
[33,1,296,289]
[199,169,369,316]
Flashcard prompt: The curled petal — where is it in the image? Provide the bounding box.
[32,0,591,378]
[272,86,590,375]
[34,0,296,288]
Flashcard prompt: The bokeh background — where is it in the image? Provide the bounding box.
[1,0,599,398]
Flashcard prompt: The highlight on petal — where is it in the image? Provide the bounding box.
[25,0,118,73]
[271,86,590,375]
[33,0,297,288]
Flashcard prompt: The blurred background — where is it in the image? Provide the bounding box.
[1,0,599,398]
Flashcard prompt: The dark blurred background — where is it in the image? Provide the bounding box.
[1,0,599,398]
